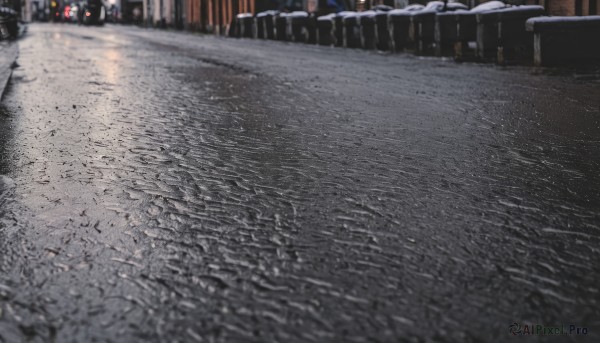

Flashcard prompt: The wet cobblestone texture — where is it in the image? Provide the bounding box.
[0,23,599,342]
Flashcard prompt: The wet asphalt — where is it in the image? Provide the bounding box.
[0,23,599,342]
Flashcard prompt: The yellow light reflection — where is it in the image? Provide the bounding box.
[98,48,121,85]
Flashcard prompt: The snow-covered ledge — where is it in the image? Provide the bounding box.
[526,16,600,66]
[476,5,545,64]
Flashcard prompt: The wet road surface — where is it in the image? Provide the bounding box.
[0,23,599,342]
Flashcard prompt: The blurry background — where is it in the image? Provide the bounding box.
[7,0,598,31]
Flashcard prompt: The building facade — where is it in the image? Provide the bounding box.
[142,0,257,33]
[185,0,256,33]
[526,0,599,16]
[18,0,597,28]
[464,0,599,15]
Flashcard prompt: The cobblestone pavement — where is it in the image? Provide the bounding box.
[0,23,599,342]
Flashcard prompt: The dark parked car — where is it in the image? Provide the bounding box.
[78,0,106,26]
[64,3,81,23]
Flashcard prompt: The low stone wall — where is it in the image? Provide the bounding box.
[526,16,600,66]
[477,6,544,63]
[228,8,600,69]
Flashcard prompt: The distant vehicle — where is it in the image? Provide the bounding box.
[78,0,106,26]
[50,0,61,22]
[68,3,80,23]
[105,4,118,23]
[62,4,74,22]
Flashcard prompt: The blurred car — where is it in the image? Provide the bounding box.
[62,4,71,22]
[78,0,106,26]
[68,3,80,23]
[105,4,118,23]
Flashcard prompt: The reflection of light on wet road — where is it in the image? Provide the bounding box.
[98,48,120,84]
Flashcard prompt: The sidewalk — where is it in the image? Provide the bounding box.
[0,41,18,100]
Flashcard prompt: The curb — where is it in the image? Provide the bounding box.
[0,41,18,101]
[0,22,24,101]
